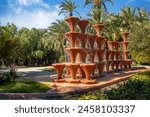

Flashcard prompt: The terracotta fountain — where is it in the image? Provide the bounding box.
[65,17,79,32]
[121,32,132,68]
[80,64,96,84]
[93,24,104,37]
[65,32,80,48]
[88,35,97,49]
[51,16,132,85]
[65,63,80,83]
[66,48,81,63]
[78,20,89,34]
[52,63,65,82]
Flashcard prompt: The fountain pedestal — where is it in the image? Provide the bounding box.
[78,20,89,34]
[96,62,105,75]
[88,35,97,49]
[66,63,80,83]
[79,34,88,48]
[121,32,129,42]
[65,17,79,32]
[52,63,65,82]
[80,64,96,84]
[65,32,80,48]
[93,24,104,37]
[66,48,81,63]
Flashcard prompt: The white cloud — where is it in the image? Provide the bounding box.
[0,0,64,29]
[1,9,63,29]
[17,0,49,8]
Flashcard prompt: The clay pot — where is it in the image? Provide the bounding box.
[114,60,120,70]
[97,49,105,62]
[65,65,70,75]
[66,48,81,63]
[88,35,97,49]
[124,60,132,68]
[115,41,120,51]
[97,36,106,49]
[78,49,87,63]
[78,20,89,34]
[65,32,79,48]
[123,51,130,60]
[106,61,112,71]
[93,24,104,37]
[127,60,132,68]
[119,61,123,69]
[52,63,65,79]
[111,61,115,70]
[96,62,105,74]
[123,61,128,68]
[77,66,85,77]
[90,49,98,63]
[110,51,115,61]
[121,32,129,42]
[80,64,96,84]
[79,34,88,48]
[122,41,129,51]
[108,41,116,51]
[106,50,112,61]
[65,17,79,32]
[115,51,122,60]
[65,63,79,83]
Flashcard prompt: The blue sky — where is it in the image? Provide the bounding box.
[0,0,149,29]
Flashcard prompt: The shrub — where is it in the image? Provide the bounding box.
[128,24,150,65]
[104,71,150,100]
[0,70,18,85]
[76,91,107,100]
[76,71,150,100]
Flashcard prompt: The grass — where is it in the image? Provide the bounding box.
[0,81,50,93]
[75,71,150,100]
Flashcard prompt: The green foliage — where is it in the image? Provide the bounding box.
[84,0,114,12]
[128,23,150,65]
[76,71,150,100]
[77,91,107,100]
[105,71,150,100]
[0,81,49,93]
[59,55,65,63]
[59,0,79,17]
[0,70,18,85]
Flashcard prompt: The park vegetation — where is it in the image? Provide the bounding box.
[76,71,150,100]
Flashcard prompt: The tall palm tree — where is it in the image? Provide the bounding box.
[119,7,137,31]
[58,0,79,17]
[48,20,69,55]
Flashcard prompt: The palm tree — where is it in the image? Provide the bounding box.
[104,14,122,41]
[84,0,114,12]
[58,0,79,17]
[48,20,69,55]
[136,7,150,23]
[119,7,137,31]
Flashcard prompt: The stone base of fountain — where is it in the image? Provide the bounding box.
[80,79,96,84]
[52,79,66,83]
[66,79,80,83]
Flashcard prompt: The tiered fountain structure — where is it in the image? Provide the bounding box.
[121,32,132,68]
[52,17,132,84]
[52,17,106,84]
